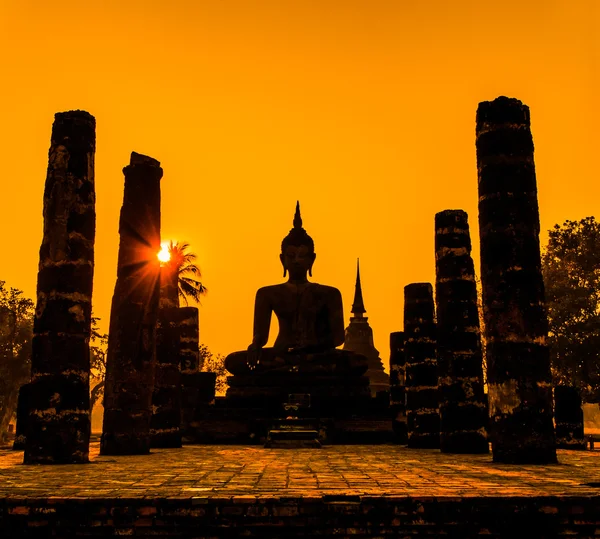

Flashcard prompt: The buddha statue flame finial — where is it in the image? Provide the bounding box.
[293,200,302,228]
[281,201,314,252]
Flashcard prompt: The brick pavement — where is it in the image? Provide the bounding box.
[1,443,600,499]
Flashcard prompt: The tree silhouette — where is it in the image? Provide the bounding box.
[542,216,600,400]
[166,241,207,306]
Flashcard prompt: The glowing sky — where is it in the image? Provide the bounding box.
[0,0,598,362]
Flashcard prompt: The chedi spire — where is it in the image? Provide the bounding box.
[351,259,366,317]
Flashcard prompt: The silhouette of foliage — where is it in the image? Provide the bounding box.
[542,216,600,401]
[199,344,228,395]
[166,241,207,306]
[0,282,34,441]
[89,317,108,409]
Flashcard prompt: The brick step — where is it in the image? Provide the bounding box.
[264,438,322,448]
[272,418,320,429]
[268,429,320,441]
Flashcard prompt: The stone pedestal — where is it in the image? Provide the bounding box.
[554,386,585,450]
[101,152,163,455]
[435,210,488,454]
[389,332,407,444]
[24,110,96,464]
[404,283,439,449]
[476,96,556,464]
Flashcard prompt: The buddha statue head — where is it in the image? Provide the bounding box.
[280,202,316,280]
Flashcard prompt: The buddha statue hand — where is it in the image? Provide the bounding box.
[246,343,262,371]
[246,343,287,372]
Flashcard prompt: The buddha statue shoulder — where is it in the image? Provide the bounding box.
[225,202,368,376]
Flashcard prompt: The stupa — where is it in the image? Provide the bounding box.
[343,260,390,396]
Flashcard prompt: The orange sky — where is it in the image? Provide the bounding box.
[0,1,598,363]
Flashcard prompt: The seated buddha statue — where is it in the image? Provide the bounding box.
[225,202,368,377]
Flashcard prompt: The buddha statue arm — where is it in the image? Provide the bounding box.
[249,288,272,350]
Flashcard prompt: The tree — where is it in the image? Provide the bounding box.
[0,281,34,440]
[542,216,600,401]
[89,317,108,409]
[166,241,207,306]
[199,344,228,395]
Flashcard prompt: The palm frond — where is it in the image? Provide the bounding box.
[166,240,207,306]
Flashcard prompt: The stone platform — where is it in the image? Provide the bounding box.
[1,443,600,537]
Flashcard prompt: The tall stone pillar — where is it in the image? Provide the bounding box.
[24,111,96,464]
[434,210,488,454]
[476,96,556,463]
[151,266,182,448]
[404,283,439,449]
[389,332,407,444]
[554,386,585,450]
[101,152,162,455]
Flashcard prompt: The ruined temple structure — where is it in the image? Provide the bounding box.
[101,152,163,455]
[24,111,96,465]
[476,96,556,463]
[187,203,392,444]
[554,386,585,450]
[389,332,407,444]
[343,260,389,396]
[434,210,488,454]
[404,283,439,449]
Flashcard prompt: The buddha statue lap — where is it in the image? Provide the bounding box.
[224,202,368,380]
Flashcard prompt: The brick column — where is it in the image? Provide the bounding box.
[476,96,556,463]
[180,307,200,373]
[24,111,96,464]
[179,307,204,433]
[435,209,488,453]
[554,386,585,450]
[151,307,183,448]
[404,283,439,449]
[389,331,407,444]
[101,152,162,455]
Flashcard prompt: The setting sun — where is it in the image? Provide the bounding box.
[158,242,171,264]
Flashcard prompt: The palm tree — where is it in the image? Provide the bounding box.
[166,241,207,306]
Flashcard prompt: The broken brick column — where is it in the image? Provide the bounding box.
[389,332,407,444]
[476,96,556,463]
[150,307,183,448]
[434,209,488,454]
[179,307,206,434]
[554,386,585,450]
[180,307,200,373]
[24,111,96,464]
[151,266,183,448]
[101,152,162,455]
[404,283,439,449]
